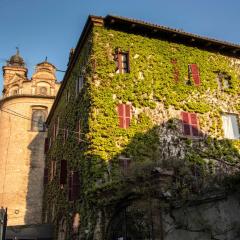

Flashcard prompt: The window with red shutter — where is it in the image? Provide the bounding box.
[60,160,67,185]
[44,138,49,154]
[171,59,179,82]
[118,104,131,129]
[189,64,201,86]
[68,172,73,201]
[72,171,80,200]
[44,168,48,185]
[68,171,80,201]
[181,111,200,137]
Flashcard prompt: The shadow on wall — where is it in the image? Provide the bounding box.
[86,118,240,240]
[25,131,46,225]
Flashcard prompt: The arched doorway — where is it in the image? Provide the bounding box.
[107,199,162,240]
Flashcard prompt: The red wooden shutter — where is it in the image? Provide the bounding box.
[60,160,67,185]
[118,52,123,73]
[190,64,200,86]
[181,112,191,135]
[190,113,199,136]
[171,59,179,82]
[118,104,131,129]
[125,105,131,128]
[68,172,73,201]
[76,120,81,143]
[127,51,130,73]
[72,171,80,200]
[118,104,125,128]
[44,168,48,185]
[44,138,49,154]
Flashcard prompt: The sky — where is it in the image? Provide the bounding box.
[0,0,240,92]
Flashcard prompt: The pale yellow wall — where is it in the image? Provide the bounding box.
[0,97,55,226]
[0,61,60,226]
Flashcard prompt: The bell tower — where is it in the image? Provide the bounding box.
[2,48,28,96]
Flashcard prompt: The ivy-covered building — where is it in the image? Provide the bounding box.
[43,15,240,240]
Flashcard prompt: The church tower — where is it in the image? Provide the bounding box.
[0,50,60,227]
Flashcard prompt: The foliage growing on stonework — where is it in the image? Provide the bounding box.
[43,25,240,239]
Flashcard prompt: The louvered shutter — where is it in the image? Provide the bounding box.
[118,104,131,129]
[125,105,131,128]
[68,172,73,201]
[190,64,201,86]
[44,138,49,154]
[72,171,80,200]
[76,120,81,143]
[60,160,67,185]
[117,52,122,73]
[44,168,48,185]
[118,104,125,128]
[127,51,130,73]
[181,112,191,135]
[171,59,179,82]
[190,113,199,136]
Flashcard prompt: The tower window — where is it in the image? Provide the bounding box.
[39,86,48,95]
[31,109,47,131]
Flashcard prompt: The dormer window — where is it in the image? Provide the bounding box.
[115,49,130,74]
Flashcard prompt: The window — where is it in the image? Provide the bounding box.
[119,156,131,174]
[63,127,68,144]
[68,171,80,201]
[31,109,47,131]
[188,64,201,86]
[216,72,231,90]
[50,160,57,181]
[76,76,84,96]
[115,49,130,74]
[76,120,81,143]
[222,114,240,139]
[53,117,59,140]
[39,86,48,95]
[117,104,131,129]
[10,85,19,96]
[60,160,67,185]
[12,89,19,95]
[181,111,201,137]
[171,59,179,82]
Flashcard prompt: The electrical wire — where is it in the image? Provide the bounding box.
[0,107,88,143]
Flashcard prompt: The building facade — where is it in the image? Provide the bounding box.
[44,16,240,240]
[0,50,60,227]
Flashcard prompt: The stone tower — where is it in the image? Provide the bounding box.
[0,50,60,226]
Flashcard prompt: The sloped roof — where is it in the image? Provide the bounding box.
[46,15,240,124]
[104,15,240,54]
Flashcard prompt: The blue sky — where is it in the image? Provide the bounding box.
[0,0,239,91]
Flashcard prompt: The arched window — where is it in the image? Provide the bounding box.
[10,85,19,96]
[31,109,47,131]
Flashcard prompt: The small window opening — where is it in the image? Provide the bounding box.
[216,72,231,90]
